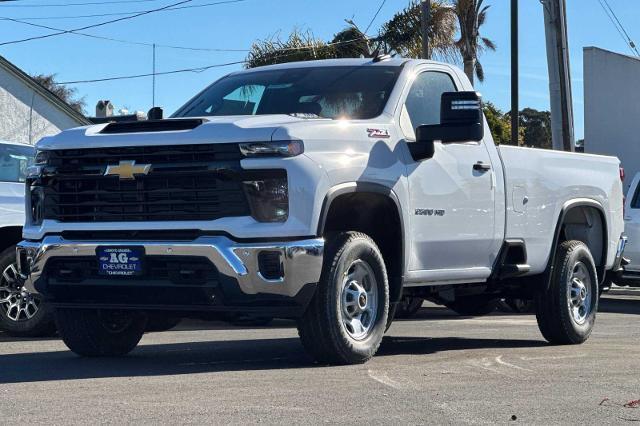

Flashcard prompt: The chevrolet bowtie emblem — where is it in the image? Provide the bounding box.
[104,160,151,180]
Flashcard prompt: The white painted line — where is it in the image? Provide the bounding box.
[495,355,533,372]
[367,369,404,390]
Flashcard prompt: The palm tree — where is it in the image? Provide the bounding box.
[379,0,457,61]
[453,0,496,86]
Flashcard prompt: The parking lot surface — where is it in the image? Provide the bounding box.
[1,295,639,424]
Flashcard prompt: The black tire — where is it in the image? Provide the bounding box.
[535,240,598,345]
[394,296,424,319]
[297,232,389,365]
[145,313,181,332]
[55,309,147,357]
[0,246,56,337]
[446,297,498,316]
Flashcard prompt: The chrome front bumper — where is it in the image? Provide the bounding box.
[17,236,324,299]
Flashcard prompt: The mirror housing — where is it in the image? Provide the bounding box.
[413,91,484,160]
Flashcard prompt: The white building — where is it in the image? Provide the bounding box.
[0,55,89,145]
[584,47,640,193]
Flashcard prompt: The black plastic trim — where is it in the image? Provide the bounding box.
[316,181,406,302]
[544,199,609,289]
[100,119,205,134]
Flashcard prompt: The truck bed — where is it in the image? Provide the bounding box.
[498,145,624,274]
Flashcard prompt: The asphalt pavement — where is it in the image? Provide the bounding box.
[1,295,638,424]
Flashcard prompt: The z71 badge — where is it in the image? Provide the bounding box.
[415,209,445,217]
[367,128,390,138]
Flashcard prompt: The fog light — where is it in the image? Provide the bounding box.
[258,251,284,280]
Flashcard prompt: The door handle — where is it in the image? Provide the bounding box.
[473,161,491,172]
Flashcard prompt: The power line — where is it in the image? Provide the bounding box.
[0,0,195,47]
[1,0,248,21]
[0,15,250,52]
[364,0,387,34]
[0,0,165,7]
[597,0,640,57]
[57,37,373,85]
[58,60,247,84]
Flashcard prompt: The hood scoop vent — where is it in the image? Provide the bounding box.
[100,119,205,134]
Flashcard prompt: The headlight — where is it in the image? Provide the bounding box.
[243,177,289,222]
[27,150,48,225]
[239,140,303,158]
[26,150,49,178]
[34,150,50,165]
[29,185,44,226]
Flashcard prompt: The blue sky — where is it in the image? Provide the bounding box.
[0,0,638,139]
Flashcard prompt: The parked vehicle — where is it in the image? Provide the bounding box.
[17,58,626,364]
[0,141,57,337]
[622,173,640,286]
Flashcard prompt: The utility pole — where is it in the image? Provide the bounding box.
[542,0,575,151]
[152,43,156,108]
[421,0,431,59]
[511,0,519,146]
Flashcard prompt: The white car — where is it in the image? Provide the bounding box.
[623,173,640,284]
[17,58,626,363]
[0,141,56,337]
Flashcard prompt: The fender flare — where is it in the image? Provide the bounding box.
[317,182,406,302]
[545,198,609,289]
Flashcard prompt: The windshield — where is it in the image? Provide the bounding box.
[0,144,34,183]
[174,66,402,120]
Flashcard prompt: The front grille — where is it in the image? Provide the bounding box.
[39,144,257,223]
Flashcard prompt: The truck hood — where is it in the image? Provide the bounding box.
[37,115,329,150]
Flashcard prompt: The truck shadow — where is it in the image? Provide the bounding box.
[0,335,545,384]
[599,296,640,315]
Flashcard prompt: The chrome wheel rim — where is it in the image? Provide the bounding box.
[568,262,592,325]
[0,263,41,322]
[340,260,378,341]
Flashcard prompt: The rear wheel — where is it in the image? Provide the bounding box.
[535,240,598,344]
[56,309,147,357]
[0,246,56,337]
[297,232,389,365]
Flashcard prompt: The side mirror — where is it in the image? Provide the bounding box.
[413,91,484,160]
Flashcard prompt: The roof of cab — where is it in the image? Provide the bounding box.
[230,57,418,75]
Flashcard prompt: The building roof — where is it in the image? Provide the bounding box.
[0,55,90,126]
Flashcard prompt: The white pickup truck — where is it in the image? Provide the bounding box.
[622,173,640,284]
[0,141,57,337]
[17,58,626,364]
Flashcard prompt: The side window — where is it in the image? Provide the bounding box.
[401,71,457,139]
[632,182,640,209]
[0,144,33,183]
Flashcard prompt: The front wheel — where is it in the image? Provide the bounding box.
[297,232,389,365]
[56,309,147,357]
[535,240,598,345]
[0,246,56,337]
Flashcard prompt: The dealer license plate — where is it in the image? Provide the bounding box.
[97,247,144,276]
